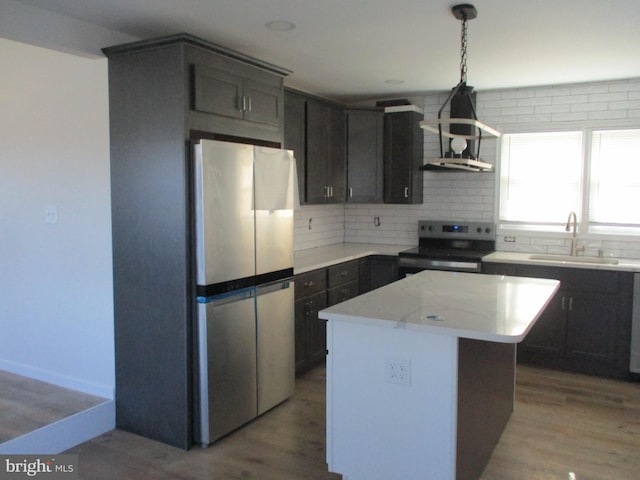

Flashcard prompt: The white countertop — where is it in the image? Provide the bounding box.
[483,251,640,272]
[294,243,412,274]
[319,270,560,343]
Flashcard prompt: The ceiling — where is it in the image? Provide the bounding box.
[14,0,640,103]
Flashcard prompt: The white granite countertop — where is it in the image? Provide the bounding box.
[294,243,412,274]
[483,251,640,272]
[319,270,560,343]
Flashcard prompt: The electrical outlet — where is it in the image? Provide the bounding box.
[385,357,411,386]
[45,205,58,224]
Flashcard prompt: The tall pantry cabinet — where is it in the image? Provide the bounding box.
[103,34,289,449]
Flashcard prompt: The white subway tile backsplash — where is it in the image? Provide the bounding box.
[551,111,590,122]
[570,83,609,95]
[552,94,589,105]
[588,92,628,103]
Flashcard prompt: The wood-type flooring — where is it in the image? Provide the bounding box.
[0,369,106,443]
[61,364,640,479]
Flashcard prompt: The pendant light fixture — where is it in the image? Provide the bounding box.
[420,4,500,172]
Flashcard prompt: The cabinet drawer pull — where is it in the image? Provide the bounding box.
[569,297,574,311]
[304,281,315,288]
[340,271,349,277]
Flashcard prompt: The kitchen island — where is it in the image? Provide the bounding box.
[320,270,560,480]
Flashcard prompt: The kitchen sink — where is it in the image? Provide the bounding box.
[528,254,619,265]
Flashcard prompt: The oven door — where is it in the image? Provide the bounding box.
[398,256,482,278]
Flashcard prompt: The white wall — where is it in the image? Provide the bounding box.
[0,38,114,398]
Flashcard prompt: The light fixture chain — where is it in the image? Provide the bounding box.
[460,18,468,83]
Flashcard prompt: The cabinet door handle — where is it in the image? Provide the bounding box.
[246,96,252,112]
[561,296,574,311]
[349,187,353,198]
[329,186,334,197]
[404,187,409,198]
[238,95,245,112]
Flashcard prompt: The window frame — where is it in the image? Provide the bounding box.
[496,123,640,240]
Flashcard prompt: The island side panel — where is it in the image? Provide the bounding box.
[456,338,516,480]
[326,319,459,480]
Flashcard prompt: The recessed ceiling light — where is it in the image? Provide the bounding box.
[265,20,296,32]
[384,79,405,85]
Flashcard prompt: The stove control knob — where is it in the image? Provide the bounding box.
[485,227,492,234]
[476,227,482,233]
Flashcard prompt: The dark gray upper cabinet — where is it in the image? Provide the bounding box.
[102,33,288,450]
[284,93,423,206]
[346,109,384,203]
[306,99,346,203]
[284,90,306,204]
[383,110,424,204]
[193,65,282,126]
[284,89,346,204]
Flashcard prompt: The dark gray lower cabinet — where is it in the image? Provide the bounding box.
[295,256,399,373]
[482,261,633,379]
[369,256,399,290]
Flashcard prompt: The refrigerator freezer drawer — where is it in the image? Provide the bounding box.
[256,280,296,415]
[198,288,257,445]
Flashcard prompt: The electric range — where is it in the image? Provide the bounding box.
[398,220,496,275]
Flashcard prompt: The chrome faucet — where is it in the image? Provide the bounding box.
[565,211,584,256]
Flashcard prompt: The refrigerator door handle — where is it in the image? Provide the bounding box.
[197,286,254,306]
[256,279,293,296]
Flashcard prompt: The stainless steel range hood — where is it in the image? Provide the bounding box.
[422,156,494,172]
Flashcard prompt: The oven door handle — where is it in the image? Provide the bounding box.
[398,257,481,273]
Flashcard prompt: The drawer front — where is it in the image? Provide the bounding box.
[295,269,327,298]
[328,280,359,306]
[328,260,359,287]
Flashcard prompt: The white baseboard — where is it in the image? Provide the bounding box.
[0,359,114,399]
[0,400,115,454]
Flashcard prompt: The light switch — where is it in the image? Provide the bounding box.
[45,205,58,224]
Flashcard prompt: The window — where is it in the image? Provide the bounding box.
[499,128,640,235]
[590,130,640,228]
[499,131,583,226]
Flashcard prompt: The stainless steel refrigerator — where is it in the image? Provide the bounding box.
[193,139,297,446]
